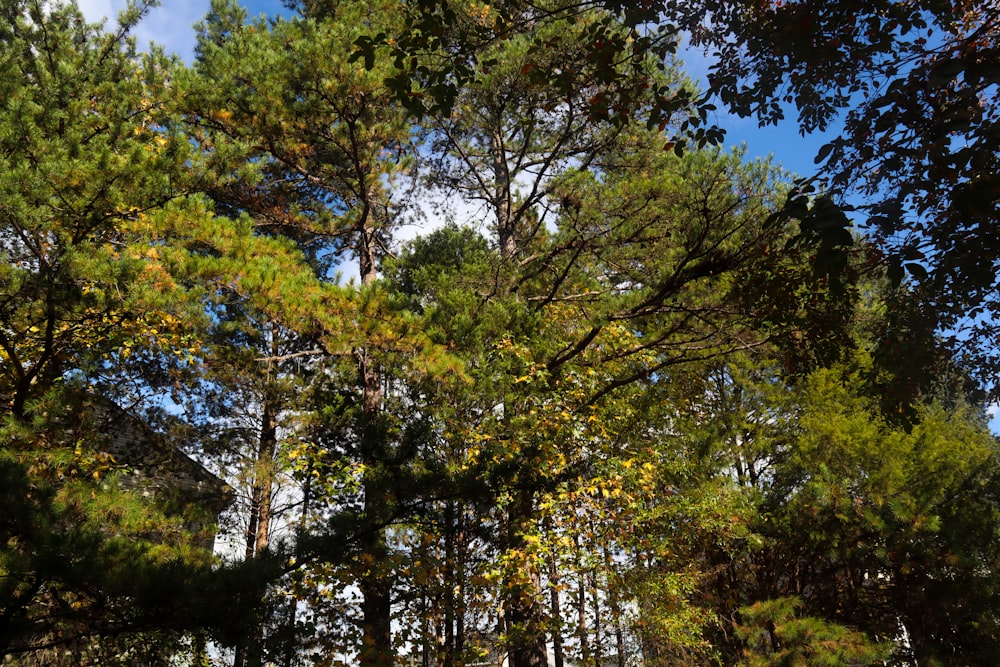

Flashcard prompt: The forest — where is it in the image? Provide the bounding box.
[1,0,999,665]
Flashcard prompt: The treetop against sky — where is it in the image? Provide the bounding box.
[76,0,835,181]
[77,0,997,401]
[76,0,998,426]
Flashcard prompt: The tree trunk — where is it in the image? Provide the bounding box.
[235,393,279,667]
[443,502,456,667]
[491,128,516,259]
[281,470,313,667]
[577,533,590,667]
[603,546,625,667]
[358,343,393,667]
[591,569,603,667]
[455,507,467,666]
[360,563,393,667]
[254,402,278,554]
[506,489,548,667]
[357,184,395,667]
[546,518,564,667]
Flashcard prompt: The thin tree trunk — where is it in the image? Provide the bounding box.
[281,470,313,667]
[455,508,466,667]
[255,403,278,554]
[577,533,590,667]
[443,502,458,667]
[420,589,431,667]
[546,517,564,667]
[507,490,547,667]
[602,546,625,667]
[592,568,603,667]
[357,183,395,667]
[236,390,279,667]
[492,127,516,258]
[444,506,469,666]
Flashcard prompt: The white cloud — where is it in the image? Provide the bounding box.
[76,0,114,24]
[77,0,210,61]
[131,1,210,61]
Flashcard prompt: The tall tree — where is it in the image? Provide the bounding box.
[185,2,450,665]
[386,117,803,666]
[353,0,999,398]
[0,0,294,661]
[397,3,793,657]
[0,0,200,422]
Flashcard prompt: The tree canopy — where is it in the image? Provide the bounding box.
[352,0,1000,389]
[2,0,999,666]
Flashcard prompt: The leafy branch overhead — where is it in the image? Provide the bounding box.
[351,0,1000,385]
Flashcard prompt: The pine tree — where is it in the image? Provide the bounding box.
[185,2,446,664]
[0,1,289,661]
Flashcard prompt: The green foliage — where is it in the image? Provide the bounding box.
[0,451,281,662]
[354,0,1000,392]
[0,1,322,662]
[4,1,1000,666]
[678,338,1000,664]
[0,0,194,419]
[736,597,891,667]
